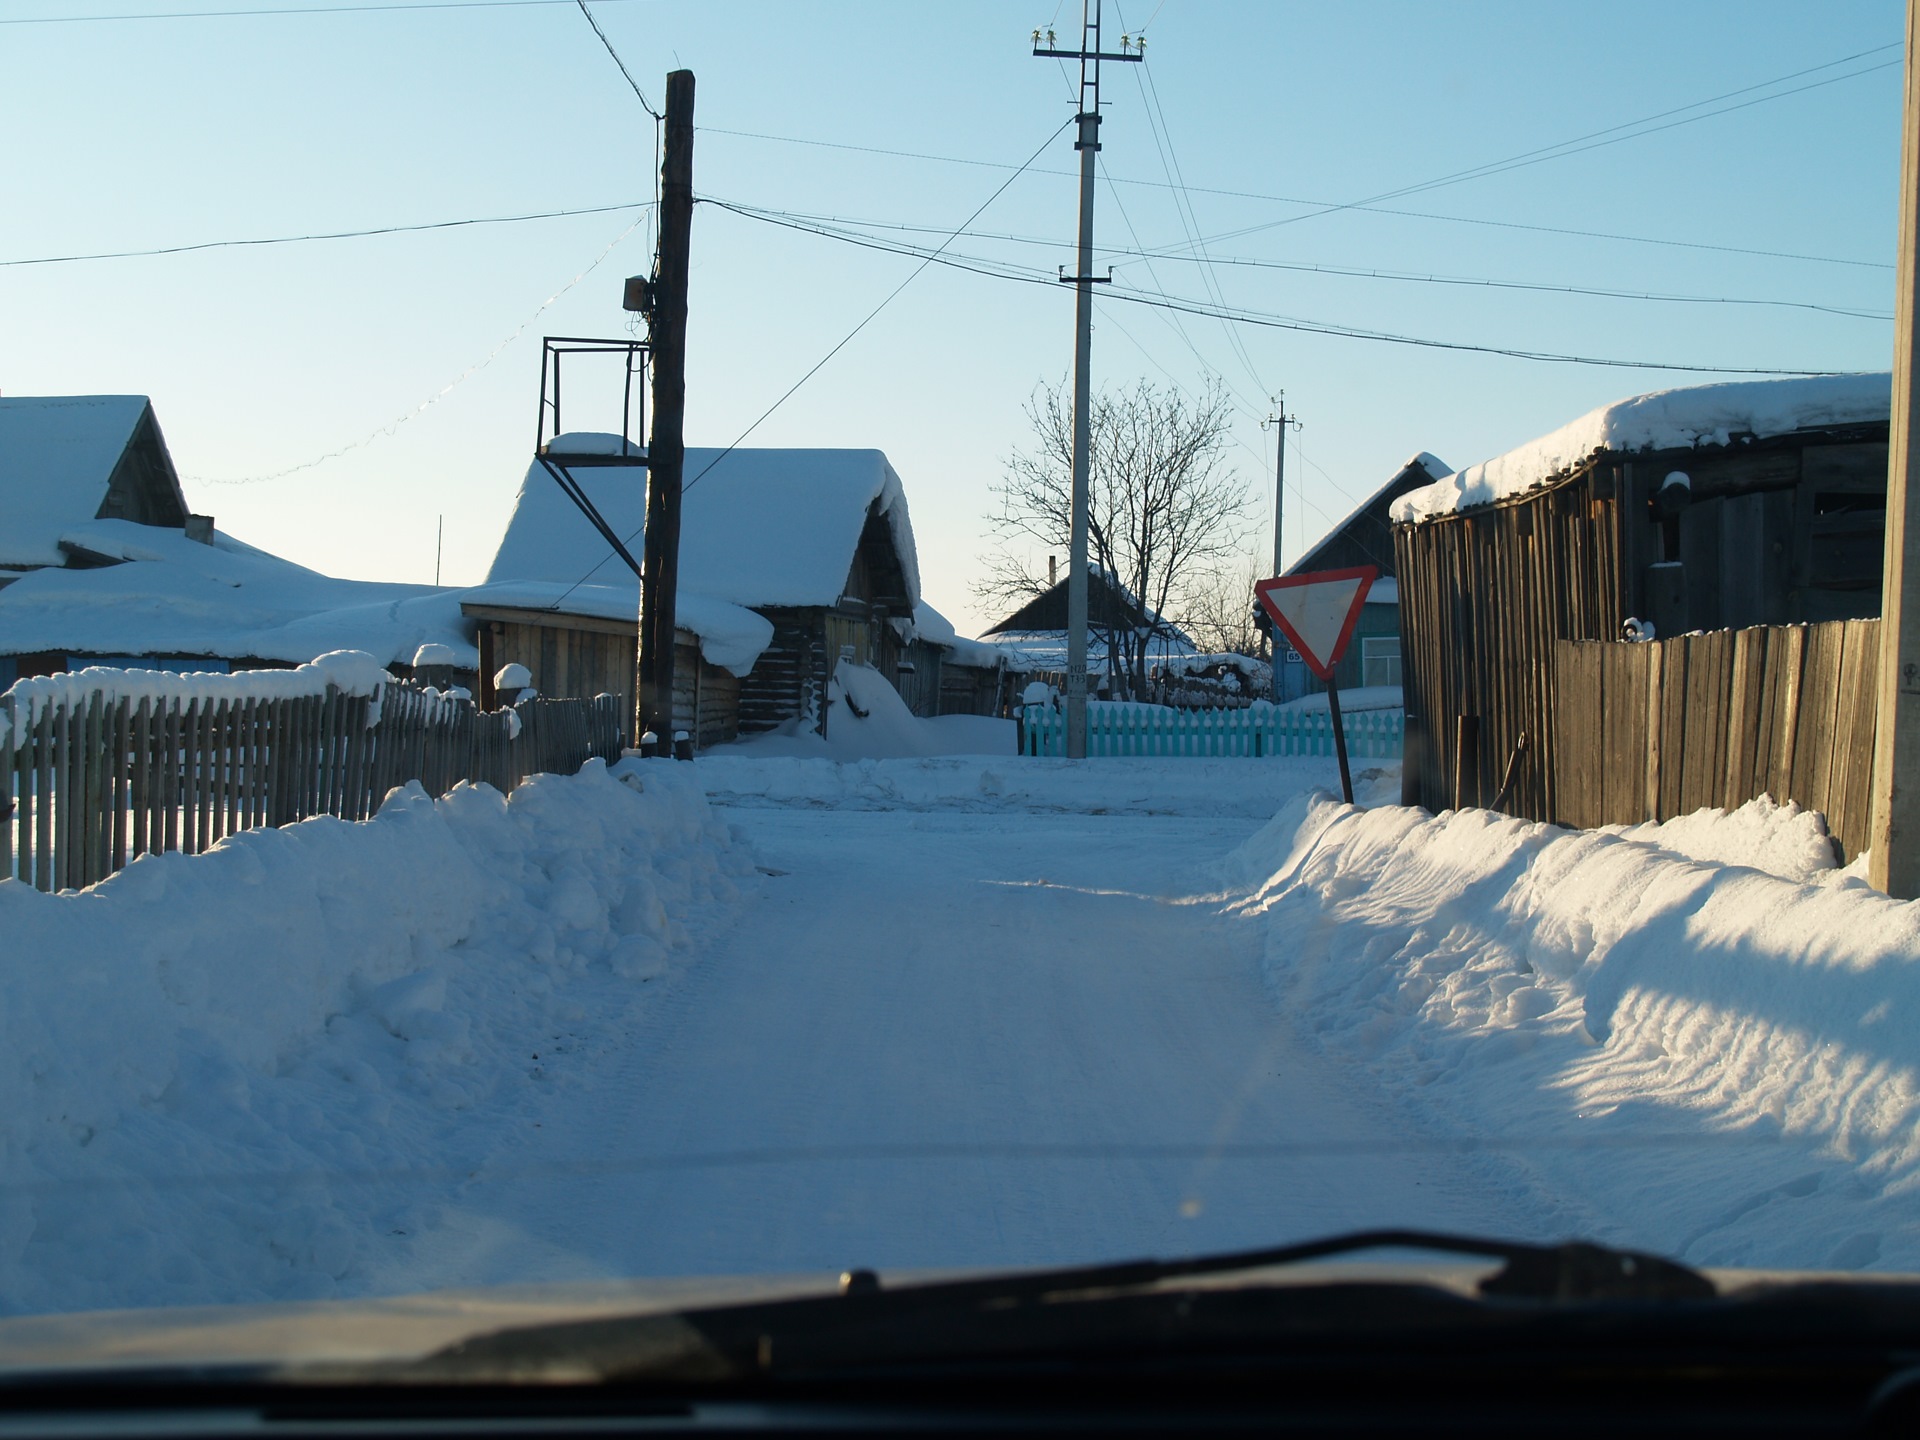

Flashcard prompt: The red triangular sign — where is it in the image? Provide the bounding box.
[1256,565,1378,681]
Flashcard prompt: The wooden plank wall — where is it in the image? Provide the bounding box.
[4,684,627,893]
[1394,468,1626,820]
[1553,620,1878,859]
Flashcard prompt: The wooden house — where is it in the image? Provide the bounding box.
[981,568,1195,697]
[1391,374,1890,854]
[1280,451,1451,696]
[471,444,944,747]
[0,395,473,689]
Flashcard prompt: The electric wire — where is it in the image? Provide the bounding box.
[1,0,640,22]
[707,199,1857,377]
[697,125,1890,271]
[723,201,1889,320]
[540,114,1080,608]
[573,0,660,119]
[186,214,646,485]
[0,201,651,269]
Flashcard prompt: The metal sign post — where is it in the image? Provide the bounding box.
[1255,565,1379,805]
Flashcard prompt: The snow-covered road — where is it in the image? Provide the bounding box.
[391,803,1544,1288]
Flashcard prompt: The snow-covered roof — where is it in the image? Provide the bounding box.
[487,439,921,611]
[910,601,1006,671]
[980,628,1198,671]
[0,519,473,669]
[0,396,173,569]
[461,577,774,677]
[1391,374,1891,525]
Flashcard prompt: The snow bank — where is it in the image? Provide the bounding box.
[1392,374,1890,524]
[1232,795,1920,1270]
[712,662,1015,762]
[0,758,753,1315]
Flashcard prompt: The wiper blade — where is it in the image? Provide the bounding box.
[396,1229,1714,1383]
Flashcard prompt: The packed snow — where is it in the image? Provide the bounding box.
[1232,791,1919,1270]
[1391,373,1891,523]
[0,759,752,1315]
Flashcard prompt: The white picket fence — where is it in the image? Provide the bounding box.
[1019,700,1404,760]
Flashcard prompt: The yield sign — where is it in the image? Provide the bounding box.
[1255,565,1378,680]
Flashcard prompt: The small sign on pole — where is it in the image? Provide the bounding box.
[1255,565,1378,804]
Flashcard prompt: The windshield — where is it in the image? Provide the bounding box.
[0,0,1913,1378]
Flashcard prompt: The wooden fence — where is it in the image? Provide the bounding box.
[1553,619,1878,859]
[1020,700,1404,760]
[3,674,626,893]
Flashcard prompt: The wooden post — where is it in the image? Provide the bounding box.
[1454,713,1481,812]
[1874,0,1920,895]
[639,70,695,746]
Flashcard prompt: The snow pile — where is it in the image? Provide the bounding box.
[0,758,753,1315]
[701,753,1395,817]
[713,662,1014,762]
[1,650,389,747]
[1392,374,1891,524]
[0,520,473,671]
[1605,795,1845,884]
[1273,685,1404,715]
[1232,795,1920,1270]
[0,397,162,569]
[487,440,919,612]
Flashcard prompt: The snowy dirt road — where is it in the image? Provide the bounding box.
[390,802,1548,1288]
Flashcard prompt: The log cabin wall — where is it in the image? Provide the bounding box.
[1394,424,1887,826]
[470,606,636,718]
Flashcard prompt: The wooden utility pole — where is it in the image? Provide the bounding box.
[639,69,694,745]
[1872,7,1920,895]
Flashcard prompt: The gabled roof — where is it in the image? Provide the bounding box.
[485,440,921,611]
[1287,452,1449,578]
[983,567,1188,640]
[1391,374,1891,525]
[0,396,189,569]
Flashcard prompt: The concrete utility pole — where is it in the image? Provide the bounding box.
[1873,5,1920,896]
[639,69,694,746]
[1035,3,1140,758]
[1262,398,1300,702]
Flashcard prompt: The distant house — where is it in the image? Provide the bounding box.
[469,442,1005,745]
[1277,451,1451,697]
[1391,373,1890,835]
[0,395,473,689]
[980,568,1195,698]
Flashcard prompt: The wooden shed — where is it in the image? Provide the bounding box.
[1392,374,1890,852]
[476,445,932,747]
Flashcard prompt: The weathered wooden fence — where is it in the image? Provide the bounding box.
[1553,619,1878,859]
[3,670,626,893]
[1021,700,1404,760]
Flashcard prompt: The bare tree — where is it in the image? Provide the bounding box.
[1181,546,1270,660]
[978,378,1248,698]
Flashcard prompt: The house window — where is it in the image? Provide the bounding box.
[1361,635,1401,689]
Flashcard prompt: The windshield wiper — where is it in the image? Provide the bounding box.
[394,1229,1716,1384]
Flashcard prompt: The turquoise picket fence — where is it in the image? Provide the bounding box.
[1019,701,1404,759]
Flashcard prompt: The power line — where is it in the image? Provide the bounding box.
[698,126,1890,271]
[541,115,1079,608]
[572,0,660,119]
[186,214,645,486]
[708,199,1858,377]
[1,0,640,22]
[0,200,650,268]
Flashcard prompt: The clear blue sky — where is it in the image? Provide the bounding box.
[1,0,1903,636]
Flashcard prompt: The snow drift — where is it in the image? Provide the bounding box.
[0,759,753,1316]
[1232,794,1920,1271]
